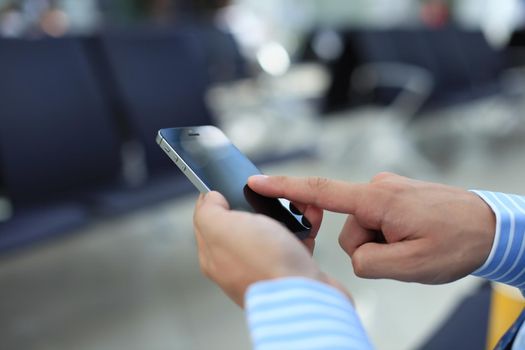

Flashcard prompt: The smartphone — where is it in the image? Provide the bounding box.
[157,126,311,240]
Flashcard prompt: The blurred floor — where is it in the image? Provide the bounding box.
[1,99,525,350]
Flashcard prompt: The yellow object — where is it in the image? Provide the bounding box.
[487,283,525,350]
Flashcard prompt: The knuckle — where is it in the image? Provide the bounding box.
[307,176,330,191]
[192,209,199,224]
[338,232,352,253]
[273,175,289,187]
[351,252,367,277]
[193,210,205,231]
[274,175,288,183]
[371,172,395,183]
[338,232,346,248]
[371,178,406,196]
[200,261,214,279]
[200,264,210,278]
[406,245,427,265]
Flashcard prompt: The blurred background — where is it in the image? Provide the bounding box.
[1,0,525,349]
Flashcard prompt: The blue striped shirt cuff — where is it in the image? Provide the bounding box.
[245,277,374,350]
[470,191,525,294]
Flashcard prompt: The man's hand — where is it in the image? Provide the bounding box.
[193,191,348,307]
[248,173,496,284]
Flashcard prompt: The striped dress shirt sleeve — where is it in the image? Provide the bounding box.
[470,191,525,350]
[245,278,373,350]
[470,191,525,294]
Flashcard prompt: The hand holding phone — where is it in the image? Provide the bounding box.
[157,126,311,240]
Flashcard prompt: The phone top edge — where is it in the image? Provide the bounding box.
[157,134,211,193]
[156,132,164,146]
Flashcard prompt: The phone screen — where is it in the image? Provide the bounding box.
[158,126,311,239]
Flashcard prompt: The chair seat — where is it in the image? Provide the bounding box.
[0,203,89,253]
[89,173,195,217]
[251,146,317,168]
[90,146,317,217]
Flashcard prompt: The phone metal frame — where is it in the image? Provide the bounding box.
[156,132,211,193]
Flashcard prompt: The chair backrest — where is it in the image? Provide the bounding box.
[98,29,215,174]
[352,30,400,63]
[354,30,406,105]
[197,25,248,83]
[0,143,9,222]
[455,30,504,86]
[322,29,371,112]
[0,38,122,206]
[421,27,473,92]
[388,29,437,73]
[507,29,525,68]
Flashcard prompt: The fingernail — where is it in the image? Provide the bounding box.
[249,175,269,184]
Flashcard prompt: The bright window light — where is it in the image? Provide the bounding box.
[256,42,291,76]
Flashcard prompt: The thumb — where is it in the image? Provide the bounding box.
[351,240,427,282]
[198,191,230,210]
[194,191,230,233]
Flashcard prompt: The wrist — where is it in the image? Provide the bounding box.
[245,276,353,306]
[468,191,497,271]
[277,264,354,303]
[244,274,353,309]
[317,273,355,304]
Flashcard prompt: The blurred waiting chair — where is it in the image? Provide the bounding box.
[507,29,525,68]
[0,38,122,252]
[99,29,214,173]
[198,25,249,84]
[82,28,215,214]
[319,27,505,114]
[421,28,503,108]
